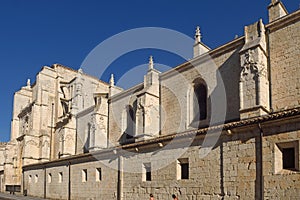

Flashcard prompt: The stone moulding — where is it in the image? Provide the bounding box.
[266,9,300,32]
[22,107,300,170]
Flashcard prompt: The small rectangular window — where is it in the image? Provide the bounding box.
[35,175,38,183]
[96,168,102,181]
[28,175,32,183]
[146,170,151,181]
[48,173,52,183]
[142,163,151,181]
[177,158,189,180]
[181,163,189,179]
[82,169,87,182]
[274,141,299,173]
[59,172,63,183]
[283,148,295,169]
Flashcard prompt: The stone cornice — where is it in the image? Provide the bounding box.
[52,63,110,87]
[266,9,300,32]
[267,1,289,15]
[109,83,144,102]
[76,105,95,118]
[160,36,245,80]
[23,107,300,170]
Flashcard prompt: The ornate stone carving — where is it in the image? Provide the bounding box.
[240,50,266,81]
[65,134,74,142]
[21,115,30,135]
[60,85,71,117]
[98,116,106,130]
[241,50,258,77]
[25,140,38,147]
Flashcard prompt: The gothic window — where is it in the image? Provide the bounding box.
[189,78,208,127]
[125,105,135,139]
[195,83,207,120]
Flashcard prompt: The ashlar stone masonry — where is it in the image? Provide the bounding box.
[0,1,299,199]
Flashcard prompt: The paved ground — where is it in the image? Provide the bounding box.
[0,193,46,200]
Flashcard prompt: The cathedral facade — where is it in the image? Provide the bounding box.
[0,1,299,199]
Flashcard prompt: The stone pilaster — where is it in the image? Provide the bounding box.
[89,95,108,151]
[71,70,84,114]
[239,19,270,119]
[135,56,160,141]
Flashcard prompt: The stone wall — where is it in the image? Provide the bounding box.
[160,40,242,135]
[108,84,142,146]
[24,157,118,200]
[76,107,95,154]
[269,10,300,112]
[120,130,259,200]
[3,1,300,199]
[262,119,300,199]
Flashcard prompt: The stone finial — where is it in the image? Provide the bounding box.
[109,74,115,86]
[27,79,31,87]
[258,19,265,36]
[268,0,288,22]
[148,55,154,71]
[193,26,210,58]
[195,26,202,43]
[78,67,83,74]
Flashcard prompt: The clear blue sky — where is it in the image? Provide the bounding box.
[0,0,299,142]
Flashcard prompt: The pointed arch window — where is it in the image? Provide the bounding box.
[125,105,135,139]
[194,82,207,121]
[189,78,208,127]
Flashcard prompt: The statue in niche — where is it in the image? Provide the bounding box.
[89,123,96,149]
[60,85,70,117]
[98,116,106,130]
[241,50,258,77]
[61,100,69,116]
[241,50,266,80]
[136,98,145,135]
[21,115,29,135]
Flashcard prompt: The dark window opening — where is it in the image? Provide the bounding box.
[283,148,295,169]
[96,168,102,181]
[146,170,151,181]
[181,163,189,179]
[194,83,207,121]
[82,169,87,182]
[143,163,151,181]
[126,105,135,139]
